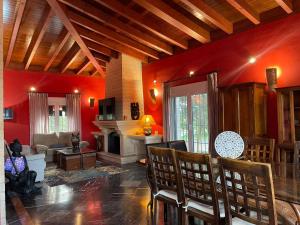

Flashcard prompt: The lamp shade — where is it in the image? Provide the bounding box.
[140,115,156,126]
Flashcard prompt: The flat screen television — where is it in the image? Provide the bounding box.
[98,97,116,120]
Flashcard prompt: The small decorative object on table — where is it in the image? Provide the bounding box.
[140,115,156,136]
[71,133,80,152]
[130,102,140,120]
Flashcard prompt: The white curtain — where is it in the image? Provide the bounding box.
[66,94,81,134]
[29,93,49,144]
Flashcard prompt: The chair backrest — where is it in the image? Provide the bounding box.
[220,158,277,225]
[243,137,275,163]
[175,151,220,222]
[294,141,300,165]
[168,140,188,152]
[147,147,182,199]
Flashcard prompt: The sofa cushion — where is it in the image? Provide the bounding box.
[33,133,58,147]
[58,132,73,147]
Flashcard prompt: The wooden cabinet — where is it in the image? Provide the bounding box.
[219,82,267,137]
[277,87,300,144]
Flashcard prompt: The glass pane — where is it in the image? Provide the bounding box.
[192,94,209,153]
[48,105,55,133]
[174,96,188,148]
[59,105,68,132]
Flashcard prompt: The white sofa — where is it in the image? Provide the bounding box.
[5,145,46,182]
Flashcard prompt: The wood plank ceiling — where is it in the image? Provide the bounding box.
[3,0,299,77]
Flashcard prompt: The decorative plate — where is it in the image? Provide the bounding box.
[214,131,244,159]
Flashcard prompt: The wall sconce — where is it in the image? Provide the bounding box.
[266,67,277,92]
[89,97,95,107]
[74,89,79,93]
[150,80,158,104]
[30,87,36,92]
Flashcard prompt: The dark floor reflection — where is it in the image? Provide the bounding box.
[6,163,152,225]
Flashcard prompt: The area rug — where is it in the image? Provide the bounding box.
[44,162,127,187]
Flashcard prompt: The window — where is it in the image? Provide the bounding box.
[170,81,209,153]
[48,97,68,133]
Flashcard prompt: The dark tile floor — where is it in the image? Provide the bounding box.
[6,163,153,225]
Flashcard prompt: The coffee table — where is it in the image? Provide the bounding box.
[56,148,97,171]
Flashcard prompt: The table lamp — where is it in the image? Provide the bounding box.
[140,115,156,136]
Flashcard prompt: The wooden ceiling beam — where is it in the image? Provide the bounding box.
[5,0,27,67]
[59,0,173,55]
[76,59,91,75]
[95,60,106,68]
[68,11,159,59]
[76,25,149,63]
[227,0,260,24]
[44,28,70,71]
[92,0,188,49]
[46,0,105,77]
[59,42,81,73]
[84,39,118,58]
[132,0,210,43]
[275,0,293,14]
[92,52,110,63]
[178,0,233,33]
[23,5,53,70]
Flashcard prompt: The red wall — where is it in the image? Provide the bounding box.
[4,70,105,148]
[143,13,300,139]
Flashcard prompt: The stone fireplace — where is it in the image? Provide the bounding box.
[92,54,146,164]
[93,120,144,164]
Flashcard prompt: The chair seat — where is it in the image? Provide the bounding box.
[185,199,225,217]
[232,217,255,225]
[231,211,270,225]
[154,190,179,203]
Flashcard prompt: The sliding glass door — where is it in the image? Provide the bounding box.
[171,82,209,153]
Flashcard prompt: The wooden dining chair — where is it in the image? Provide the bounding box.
[220,158,277,225]
[243,137,275,163]
[175,151,225,225]
[147,146,183,225]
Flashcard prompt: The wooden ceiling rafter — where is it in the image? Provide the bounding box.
[177,0,233,34]
[76,25,149,63]
[95,60,106,68]
[84,39,118,58]
[226,0,260,24]
[59,42,81,73]
[92,51,110,63]
[76,59,91,75]
[23,5,53,70]
[44,28,70,71]
[59,0,173,55]
[46,0,105,77]
[94,0,188,49]
[5,0,27,67]
[132,0,210,43]
[275,0,293,13]
[68,11,160,59]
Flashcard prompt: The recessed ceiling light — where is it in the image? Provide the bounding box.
[30,87,36,92]
[74,89,79,93]
[249,57,256,64]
